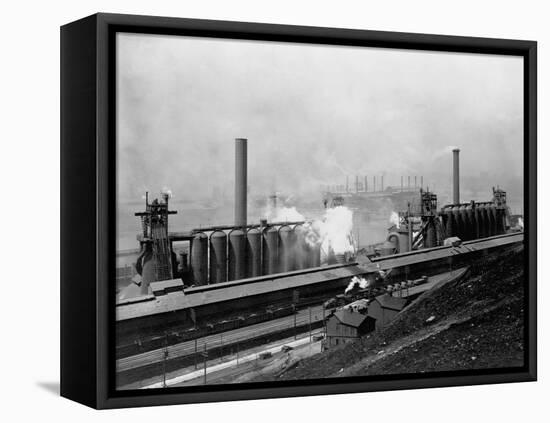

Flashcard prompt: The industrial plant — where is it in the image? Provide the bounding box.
[115,139,524,389]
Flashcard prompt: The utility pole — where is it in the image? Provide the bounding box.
[162,332,168,388]
[309,307,312,343]
[203,342,208,385]
[220,333,224,362]
[194,338,198,369]
[322,306,326,338]
[293,304,297,340]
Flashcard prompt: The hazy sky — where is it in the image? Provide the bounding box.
[116,32,523,207]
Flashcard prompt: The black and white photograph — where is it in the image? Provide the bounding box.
[113,32,526,391]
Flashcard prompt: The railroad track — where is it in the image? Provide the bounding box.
[116,305,325,372]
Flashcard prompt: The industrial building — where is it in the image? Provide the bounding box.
[383,149,513,254]
[367,294,408,330]
[325,309,375,348]
[122,138,322,301]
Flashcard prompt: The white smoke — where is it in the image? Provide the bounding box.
[389,211,400,228]
[431,145,460,161]
[517,217,524,230]
[161,187,173,198]
[320,206,354,255]
[264,203,355,256]
[344,276,371,294]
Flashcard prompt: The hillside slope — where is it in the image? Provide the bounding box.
[266,246,525,381]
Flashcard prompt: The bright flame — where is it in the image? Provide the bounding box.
[344,276,371,294]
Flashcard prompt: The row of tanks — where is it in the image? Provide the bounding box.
[441,200,507,241]
[189,221,321,286]
[384,187,511,255]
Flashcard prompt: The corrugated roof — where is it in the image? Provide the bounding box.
[116,264,364,321]
[374,294,408,311]
[365,232,523,271]
[115,233,522,322]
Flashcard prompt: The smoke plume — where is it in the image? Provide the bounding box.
[264,203,355,256]
[344,276,371,294]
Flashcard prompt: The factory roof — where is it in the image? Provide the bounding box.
[116,263,364,321]
[373,294,408,311]
[333,310,372,328]
[365,232,523,272]
[116,232,522,322]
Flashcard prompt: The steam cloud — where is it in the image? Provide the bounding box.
[264,203,355,256]
[389,211,400,228]
[344,276,371,294]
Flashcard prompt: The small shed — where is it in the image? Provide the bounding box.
[325,309,376,349]
[368,294,408,330]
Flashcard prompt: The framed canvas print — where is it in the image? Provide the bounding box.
[60,13,537,409]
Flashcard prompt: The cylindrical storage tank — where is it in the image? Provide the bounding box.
[484,204,493,237]
[294,225,309,270]
[191,233,208,286]
[296,242,309,270]
[278,225,296,272]
[488,205,498,236]
[478,204,488,238]
[484,205,492,236]
[460,205,470,240]
[468,206,480,239]
[246,228,262,277]
[262,226,279,275]
[445,208,454,238]
[308,243,321,268]
[424,220,437,248]
[209,231,227,284]
[228,229,246,281]
[495,208,505,234]
[452,206,462,239]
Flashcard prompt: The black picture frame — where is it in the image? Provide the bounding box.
[60,12,537,409]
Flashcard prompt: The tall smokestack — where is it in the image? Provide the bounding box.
[235,138,247,228]
[381,175,384,192]
[364,176,368,192]
[355,175,359,193]
[453,148,460,204]
[421,176,424,190]
[373,176,376,192]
